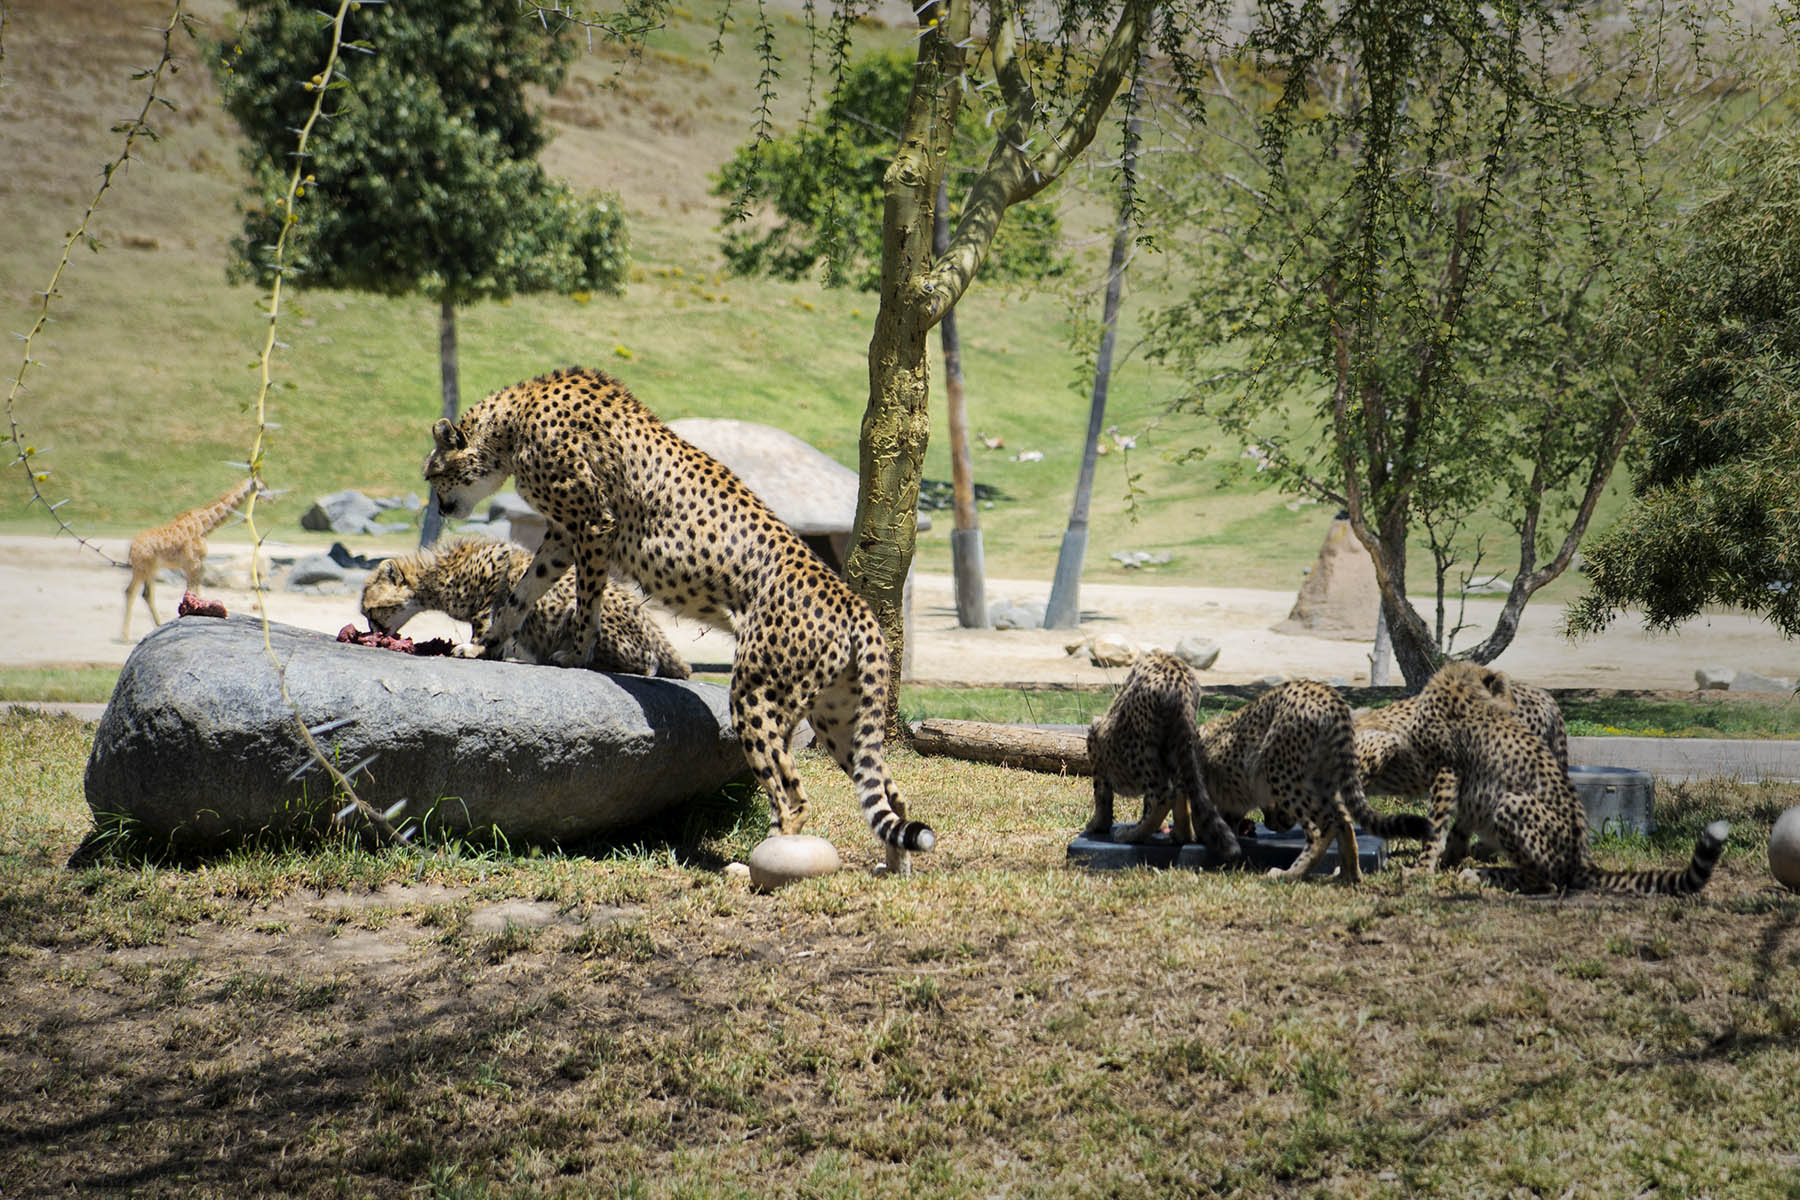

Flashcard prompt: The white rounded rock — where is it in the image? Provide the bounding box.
[1769,805,1800,892]
[723,861,751,881]
[747,834,841,891]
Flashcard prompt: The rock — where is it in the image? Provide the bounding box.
[1770,805,1800,892]
[1730,669,1794,694]
[723,861,751,881]
[1259,674,1286,687]
[83,615,747,848]
[990,604,1038,631]
[286,553,347,589]
[300,489,382,535]
[1695,667,1735,691]
[1174,636,1221,670]
[1064,637,1092,658]
[485,493,540,523]
[1089,634,1137,668]
[1275,515,1380,640]
[746,834,841,891]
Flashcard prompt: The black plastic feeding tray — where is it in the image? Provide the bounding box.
[1068,822,1389,876]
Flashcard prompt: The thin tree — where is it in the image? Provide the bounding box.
[215,0,629,545]
[1045,57,1146,631]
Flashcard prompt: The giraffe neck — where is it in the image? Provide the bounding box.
[192,478,257,536]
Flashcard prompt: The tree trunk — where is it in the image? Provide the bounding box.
[845,4,969,737]
[419,296,462,547]
[846,0,1149,736]
[1045,58,1144,631]
[936,177,987,629]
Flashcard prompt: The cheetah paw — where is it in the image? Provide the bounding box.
[451,641,487,659]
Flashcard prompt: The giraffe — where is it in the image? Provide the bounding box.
[121,476,259,641]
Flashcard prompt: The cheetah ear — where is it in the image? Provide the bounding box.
[432,419,466,453]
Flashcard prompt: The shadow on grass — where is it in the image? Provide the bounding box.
[65,776,766,876]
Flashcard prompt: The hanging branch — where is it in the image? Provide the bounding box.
[236,0,406,846]
[3,0,193,566]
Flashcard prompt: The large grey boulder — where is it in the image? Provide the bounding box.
[84,615,747,849]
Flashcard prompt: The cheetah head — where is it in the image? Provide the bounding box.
[1421,659,1515,718]
[424,418,508,519]
[360,558,425,634]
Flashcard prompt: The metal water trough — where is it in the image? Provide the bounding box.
[1067,823,1389,875]
[1569,764,1654,838]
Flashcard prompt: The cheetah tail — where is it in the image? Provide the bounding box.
[1584,820,1731,896]
[1338,747,1432,843]
[848,627,935,854]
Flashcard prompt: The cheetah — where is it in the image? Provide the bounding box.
[122,476,258,640]
[421,367,934,863]
[1139,680,1370,883]
[1405,660,1728,894]
[359,537,689,678]
[1083,651,1243,865]
[1352,666,1567,855]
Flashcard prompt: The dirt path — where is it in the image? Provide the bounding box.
[3,533,1793,690]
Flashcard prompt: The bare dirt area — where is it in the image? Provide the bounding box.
[6,532,1793,692]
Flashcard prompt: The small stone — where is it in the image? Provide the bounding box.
[286,553,347,588]
[1695,667,1735,691]
[1064,637,1092,658]
[1730,669,1794,694]
[990,604,1037,631]
[1770,805,1800,893]
[1174,636,1221,670]
[1089,634,1137,668]
[747,835,841,891]
[723,861,751,881]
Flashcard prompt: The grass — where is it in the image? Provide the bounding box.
[0,666,122,705]
[3,708,1799,1196]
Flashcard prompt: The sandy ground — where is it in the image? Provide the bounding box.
[3,532,1795,691]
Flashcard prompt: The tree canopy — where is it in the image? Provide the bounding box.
[216,0,628,305]
[1568,125,1800,640]
[1143,5,1755,685]
[713,49,1064,291]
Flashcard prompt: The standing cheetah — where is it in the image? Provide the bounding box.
[421,367,934,863]
[1407,661,1728,894]
[1353,666,1567,855]
[1084,651,1243,865]
[359,537,689,678]
[1174,681,1369,883]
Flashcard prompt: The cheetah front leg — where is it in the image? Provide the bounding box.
[571,517,621,669]
[458,524,578,659]
[1084,774,1117,839]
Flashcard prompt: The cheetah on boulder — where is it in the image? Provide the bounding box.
[421,367,934,864]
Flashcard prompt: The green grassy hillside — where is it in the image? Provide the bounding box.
[0,0,1626,598]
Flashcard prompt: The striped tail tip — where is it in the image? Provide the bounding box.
[1702,819,1732,848]
[878,818,935,852]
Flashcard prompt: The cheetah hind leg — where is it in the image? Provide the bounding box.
[730,676,810,838]
[1269,794,1361,884]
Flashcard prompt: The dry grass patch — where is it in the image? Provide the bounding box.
[1,711,1797,1197]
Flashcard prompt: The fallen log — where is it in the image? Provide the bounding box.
[909,718,1091,776]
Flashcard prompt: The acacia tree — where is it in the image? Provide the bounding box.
[1568,126,1800,640]
[1146,7,1743,685]
[216,0,629,544]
